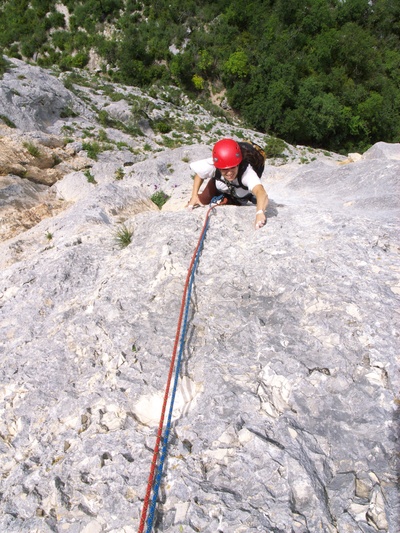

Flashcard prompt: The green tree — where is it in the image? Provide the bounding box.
[198,50,214,75]
[336,0,372,26]
[192,74,205,90]
[223,50,249,80]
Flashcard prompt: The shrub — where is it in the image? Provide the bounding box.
[153,120,171,134]
[47,11,66,29]
[116,141,129,149]
[23,142,41,157]
[264,137,287,158]
[98,109,115,128]
[151,190,170,209]
[202,123,213,132]
[181,120,196,134]
[82,141,102,160]
[60,52,89,70]
[160,135,180,148]
[192,74,205,90]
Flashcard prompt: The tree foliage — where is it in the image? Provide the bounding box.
[0,0,399,152]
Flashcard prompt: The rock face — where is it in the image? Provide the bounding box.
[0,59,399,533]
[0,58,92,132]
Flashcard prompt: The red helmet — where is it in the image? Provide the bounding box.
[212,138,242,169]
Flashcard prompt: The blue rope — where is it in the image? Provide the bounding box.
[145,213,212,532]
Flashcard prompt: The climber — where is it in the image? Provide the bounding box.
[187,138,269,229]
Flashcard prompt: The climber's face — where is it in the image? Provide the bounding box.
[220,165,239,181]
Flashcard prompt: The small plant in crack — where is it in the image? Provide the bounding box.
[114,224,133,248]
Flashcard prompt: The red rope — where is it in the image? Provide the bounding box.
[137,205,218,533]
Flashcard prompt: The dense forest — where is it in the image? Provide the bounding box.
[0,0,399,153]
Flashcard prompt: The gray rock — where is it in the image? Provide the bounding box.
[362,141,400,161]
[0,59,399,533]
[104,100,134,124]
[0,58,92,132]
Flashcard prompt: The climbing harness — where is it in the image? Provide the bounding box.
[137,198,227,533]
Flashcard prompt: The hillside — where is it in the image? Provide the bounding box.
[0,58,399,533]
[0,0,400,153]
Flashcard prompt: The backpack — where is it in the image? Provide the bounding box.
[238,140,266,178]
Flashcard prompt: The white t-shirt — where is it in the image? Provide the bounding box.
[190,158,261,199]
